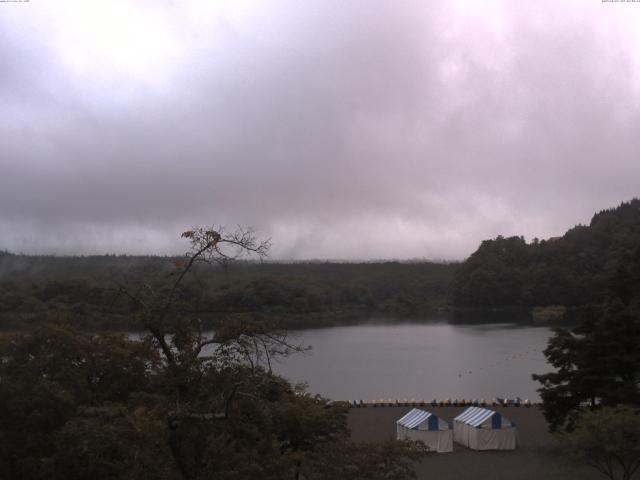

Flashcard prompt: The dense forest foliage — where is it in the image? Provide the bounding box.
[0,252,456,331]
[453,199,640,308]
[2,203,639,478]
[532,244,640,431]
[529,220,640,480]
[2,199,639,331]
[0,228,426,479]
[0,323,427,480]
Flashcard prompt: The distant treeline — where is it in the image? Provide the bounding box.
[2,198,638,330]
[453,199,640,308]
[0,254,456,330]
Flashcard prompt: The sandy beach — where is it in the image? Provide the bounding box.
[348,405,602,480]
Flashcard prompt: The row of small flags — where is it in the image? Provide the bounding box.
[348,397,535,408]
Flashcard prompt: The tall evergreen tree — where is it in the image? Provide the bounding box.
[533,247,640,431]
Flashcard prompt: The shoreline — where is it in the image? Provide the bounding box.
[347,405,601,479]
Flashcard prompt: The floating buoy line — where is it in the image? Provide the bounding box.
[455,348,540,379]
[344,398,538,408]
[338,348,545,408]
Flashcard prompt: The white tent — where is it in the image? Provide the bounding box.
[396,408,453,453]
[453,406,517,450]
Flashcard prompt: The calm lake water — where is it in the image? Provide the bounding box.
[273,320,553,402]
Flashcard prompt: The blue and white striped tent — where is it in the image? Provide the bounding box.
[453,407,516,450]
[396,408,453,453]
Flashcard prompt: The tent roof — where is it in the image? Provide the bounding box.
[454,407,501,427]
[397,408,437,429]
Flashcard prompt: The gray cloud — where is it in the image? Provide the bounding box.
[1,0,639,259]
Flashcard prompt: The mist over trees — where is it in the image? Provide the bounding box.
[453,199,640,309]
[1,199,639,332]
[2,199,640,478]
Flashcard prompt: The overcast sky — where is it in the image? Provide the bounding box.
[1,0,639,260]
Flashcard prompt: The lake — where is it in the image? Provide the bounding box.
[273,320,553,402]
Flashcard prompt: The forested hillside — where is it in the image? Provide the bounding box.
[453,199,640,308]
[0,254,456,330]
[0,229,427,479]
[2,199,638,330]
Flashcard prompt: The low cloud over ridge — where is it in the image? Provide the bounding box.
[1,0,639,259]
